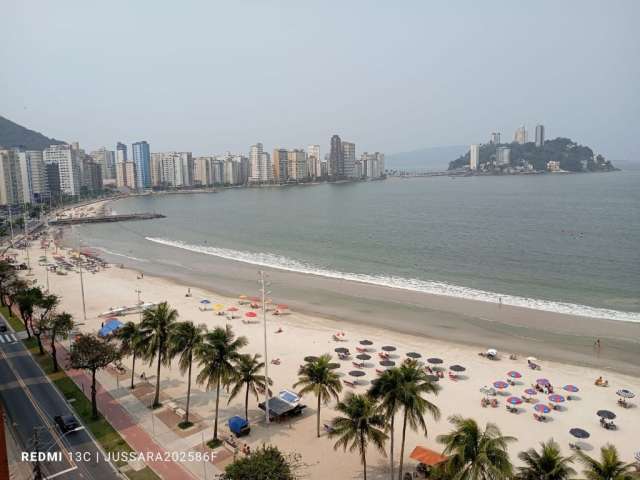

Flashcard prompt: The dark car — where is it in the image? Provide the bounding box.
[0,322,7,333]
[54,415,80,433]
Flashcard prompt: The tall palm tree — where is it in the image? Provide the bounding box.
[437,415,515,480]
[140,302,179,408]
[369,367,404,480]
[517,439,576,480]
[396,360,441,480]
[44,312,74,372]
[328,392,387,480]
[227,353,271,421]
[577,444,636,480]
[115,320,147,389]
[168,321,206,426]
[196,325,248,442]
[293,353,343,438]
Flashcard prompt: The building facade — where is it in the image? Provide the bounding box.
[249,143,273,183]
[116,161,137,189]
[469,144,480,171]
[43,144,82,196]
[132,141,151,189]
[341,142,356,178]
[307,144,321,178]
[0,149,24,206]
[90,147,116,180]
[116,142,128,163]
[273,148,288,183]
[287,149,307,180]
[535,124,545,147]
[329,135,342,177]
[490,132,501,145]
[514,126,527,144]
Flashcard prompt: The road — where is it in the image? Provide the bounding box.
[0,314,122,480]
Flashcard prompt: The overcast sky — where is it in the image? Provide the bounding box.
[1,1,638,159]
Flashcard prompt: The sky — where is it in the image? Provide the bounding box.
[1,1,639,160]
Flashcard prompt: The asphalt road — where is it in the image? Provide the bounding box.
[0,314,122,480]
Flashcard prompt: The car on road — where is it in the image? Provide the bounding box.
[0,321,7,332]
[54,414,80,433]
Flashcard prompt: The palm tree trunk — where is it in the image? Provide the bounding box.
[185,357,192,424]
[362,431,367,480]
[389,414,395,480]
[317,394,321,438]
[398,410,408,480]
[244,383,249,420]
[130,352,136,389]
[91,369,98,419]
[50,334,58,372]
[153,343,162,407]
[213,373,221,441]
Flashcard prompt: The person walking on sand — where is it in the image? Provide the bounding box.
[498,296,502,308]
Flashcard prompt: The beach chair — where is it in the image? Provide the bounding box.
[356,347,367,353]
[343,380,355,388]
[448,372,458,381]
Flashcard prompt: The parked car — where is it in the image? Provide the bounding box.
[0,321,7,332]
[54,415,80,433]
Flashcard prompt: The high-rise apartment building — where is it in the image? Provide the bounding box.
[360,152,385,178]
[329,135,343,177]
[132,141,151,189]
[116,162,137,189]
[287,149,307,180]
[490,132,501,145]
[90,147,116,180]
[18,150,49,203]
[194,157,214,186]
[249,143,273,183]
[0,149,24,206]
[342,142,356,178]
[514,126,527,144]
[43,144,82,196]
[273,148,288,183]
[535,124,545,147]
[496,146,511,166]
[307,145,321,178]
[469,144,480,171]
[116,142,128,163]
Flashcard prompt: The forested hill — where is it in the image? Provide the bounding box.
[0,115,66,150]
[448,138,616,172]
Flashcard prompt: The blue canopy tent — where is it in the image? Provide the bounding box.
[228,416,250,437]
[99,318,123,337]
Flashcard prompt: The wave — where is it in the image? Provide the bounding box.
[95,247,149,263]
[145,237,640,323]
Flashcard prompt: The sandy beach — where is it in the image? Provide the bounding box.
[8,202,639,478]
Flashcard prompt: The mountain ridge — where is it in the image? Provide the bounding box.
[0,115,66,150]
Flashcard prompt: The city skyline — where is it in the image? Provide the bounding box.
[1,1,639,161]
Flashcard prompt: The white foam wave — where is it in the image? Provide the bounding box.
[96,247,149,263]
[145,237,640,323]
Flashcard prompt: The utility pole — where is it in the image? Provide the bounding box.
[259,270,271,424]
[7,207,14,248]
[23,210,33,276]
[32,428,42,480]
[75,228,87,323]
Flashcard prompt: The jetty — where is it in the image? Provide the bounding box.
[49,213,165,226]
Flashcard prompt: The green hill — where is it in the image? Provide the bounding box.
[0,115,66,150]
[448,137,616,172]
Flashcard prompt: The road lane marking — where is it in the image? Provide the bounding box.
[45,465,78,479]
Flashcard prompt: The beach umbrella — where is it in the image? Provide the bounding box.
[426,375,439,382]
[507,371,522,379]
[277,304,289,310]
[507,396,523,405]
[524,388,538,395]
[359,340,373,346]
[596,410,616,420]
[334,347,349,354]
[569,428,590,439]
[356,353,372,361]
[304,356,319,363]
[406,352,422,359]
[493,381,509,390]
[379,360,395,367]
[213,303,224,311]
[381,345,397,352]
[328,363,341,370]
[227,306,238,312]
[536,378,550,386]
[487,348,498,356]
[527,357,538,362]
[200,299,211,304]
[245,311,257,318]
[249,296,260,302]
[616,389,635,399]
[549,394,565,403]
[349,370,365,378]
[239,295,248,300]
[450,365,466,372]
[427,358,443,365]
[534,404,551,414]
[563,385,579,393]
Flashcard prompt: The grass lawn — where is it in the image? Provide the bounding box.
[24,339,160,480]
[0,305,25,332]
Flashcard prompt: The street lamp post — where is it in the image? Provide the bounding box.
[259,270,271,425]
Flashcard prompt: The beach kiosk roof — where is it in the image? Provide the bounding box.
[258,397,306,419]
[98,319,123,337]
[228,416,250,437]
[409,446,447,466]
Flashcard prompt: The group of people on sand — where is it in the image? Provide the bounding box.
[595,375,609,387]
[533,382,554,394]
[481,397,499,408]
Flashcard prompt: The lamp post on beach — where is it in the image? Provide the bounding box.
[73,226,87,323]
[259,270,271,425]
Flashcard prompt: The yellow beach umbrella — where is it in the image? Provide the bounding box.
[213,303,224,311]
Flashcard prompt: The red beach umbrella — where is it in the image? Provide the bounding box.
[548,394,565,403]
[493,381,509,389]
[227,306,239,312]
[245,311,257,318]
[534,403,551,413]
[507,396,523,405]
[507,371,522,379]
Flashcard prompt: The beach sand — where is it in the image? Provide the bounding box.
[10,209,640,479]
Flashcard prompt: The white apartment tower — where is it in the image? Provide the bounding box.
[469,144,480,171]
[307,145,321,177]
[249,143,273,183]
[342,141,356,178]
[514,126,527,144]
[43,144,82,196]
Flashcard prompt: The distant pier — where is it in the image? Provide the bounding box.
[49,213,165,226]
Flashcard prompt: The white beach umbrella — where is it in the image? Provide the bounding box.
[487,349,498,356]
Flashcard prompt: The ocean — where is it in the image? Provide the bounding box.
[73,171,640,323]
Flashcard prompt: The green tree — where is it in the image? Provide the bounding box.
[0,261,17,307]
[396,360,441,480]
[15,287,40,338]
[437,415,515,480]
[70,334,121,419]
[577,444,636,480]
[140,302,179,408]
[5,277,28,314]
[516,439,575,480]
[228,353,271,421]
[33,291,59,355]
[115,320,147,389]
[168,321,206,426]
[293,353,342,438]
[196,325,248,442]
[222,445,302,480]
[369,367,404,479]
[43,311,74,372]
[328,392,387,480]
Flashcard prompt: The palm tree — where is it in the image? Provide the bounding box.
[227,353,271,421]
[293,353,342,438]
[517,439,576,480]
[369,367,404,480]
[577,444,636,480]
[196,325,248,442]
[44,312,74,372]
[140,302,179,408]
[168,321,206,426]
[437,415,515,480]
[396,360,441,480]
[328,392,387,480]
[115,320,147,389]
